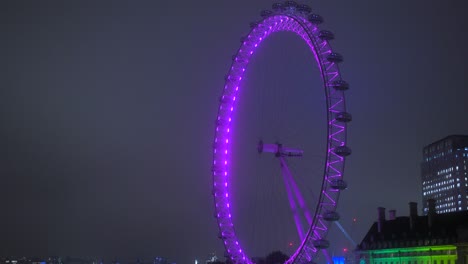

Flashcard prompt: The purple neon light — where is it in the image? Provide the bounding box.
[212,7,350,264]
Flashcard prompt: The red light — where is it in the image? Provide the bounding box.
[289,242,293,247]
[353,218,357,222]
[343,248,348,252]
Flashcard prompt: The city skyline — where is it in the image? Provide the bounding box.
[2,0,468,264]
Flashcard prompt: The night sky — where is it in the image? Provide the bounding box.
[2,1,468,263]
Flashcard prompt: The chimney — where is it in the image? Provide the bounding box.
[388,209,396,220]
[427,199,436,228]
[409,202,418,230]
[377,207,386,233]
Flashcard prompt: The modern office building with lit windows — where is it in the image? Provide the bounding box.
[421,135,468,214]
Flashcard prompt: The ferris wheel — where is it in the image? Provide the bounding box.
[211,2,352,263]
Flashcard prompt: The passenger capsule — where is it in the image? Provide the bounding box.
[334,146,352,157]
[284,1,298,8]
[212,190,224,197]
[318,30,335,41]
[329,179,348,190]
[224,75,235,82]
[213,212,221,218]
[219,95,229,103]
[297,4,312,13]
[335,112,352,122]
[308,14,324,24]
[216,117,230,126]
[260,10,273,17]
[215,212,229,219]
[330,80,349,91]
[232,54,248,63]
[211,165,224,174]
[250,22,259,28]
[323,211,340,221]
[313,239,330,249]
[218,232,226,239]
[272,3,284,11]
[327,52,343,63]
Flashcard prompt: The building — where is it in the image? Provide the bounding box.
[421,135,468,214]
[355,202,468,264]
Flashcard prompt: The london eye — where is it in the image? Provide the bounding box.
[211,2,351,263]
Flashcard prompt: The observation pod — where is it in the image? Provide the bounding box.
[329,179,348,190]
[225,74,237,82]
[334,146,352,157]
[219,94,234,104]
[330,80,349,91]
[327,52,343,63]
[215,117,230,126]
[308,14,324,24]
[335,112,352,122]
[272,3,285,11]
[250,22,260,28]
[218,232,227,239]
[216,212,231,218]
[313,239,330,249]
[284,1,298,8]
[323,211,340,221]
[297,4,312,13]
[232,54,248,63]
[260,10,273,17]
[211,164,224,174]
[212,187,222,196]
[318,30,335,41]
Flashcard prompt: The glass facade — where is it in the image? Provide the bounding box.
[421,136,468,214]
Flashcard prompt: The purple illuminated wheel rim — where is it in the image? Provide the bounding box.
[212,3,351,264]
